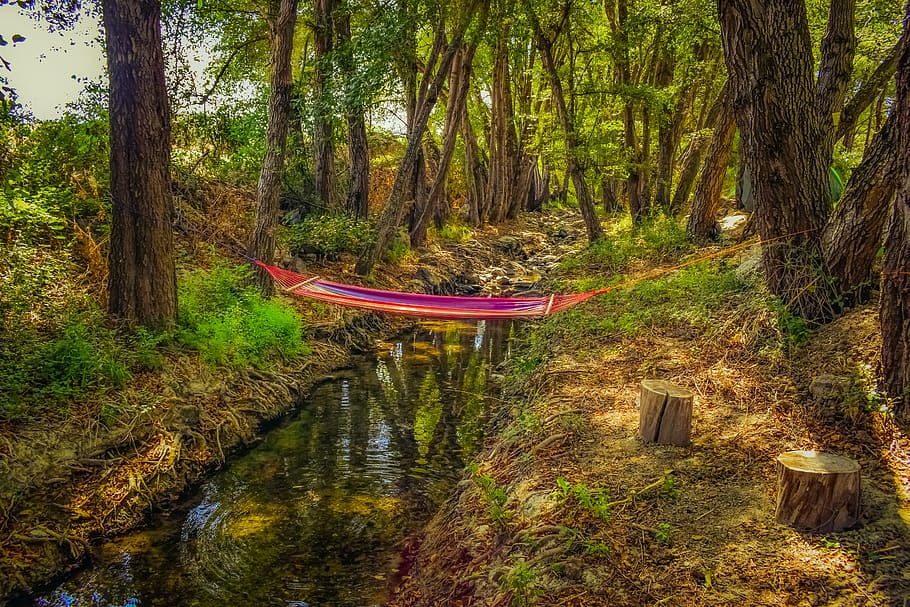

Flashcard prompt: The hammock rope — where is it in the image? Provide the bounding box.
[256,260,610,319]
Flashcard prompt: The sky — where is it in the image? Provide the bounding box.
[3,8,106,119]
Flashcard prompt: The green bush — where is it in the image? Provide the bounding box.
[282,213,374,260]
[177,264,310,367]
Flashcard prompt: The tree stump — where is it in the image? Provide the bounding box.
[775,450,861,533]
[638,379,694,446]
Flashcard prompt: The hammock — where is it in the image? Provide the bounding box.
[257,260,609,319]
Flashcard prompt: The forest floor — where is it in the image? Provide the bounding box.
[2,196,909,606]
[382,211,910,607]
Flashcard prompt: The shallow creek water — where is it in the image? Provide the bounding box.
[21,320,513,607]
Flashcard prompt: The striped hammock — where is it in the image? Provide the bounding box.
[257,261,609,319]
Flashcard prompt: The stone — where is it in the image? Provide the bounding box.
[809,374,851,400]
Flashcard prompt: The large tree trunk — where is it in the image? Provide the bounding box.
[461,98,488,226]
[526,2,602,243]
[249,0,298,295]
[822,112,898,304]
[356,3,480,276]
[880,3,910,423]
[313,0,335,209]
[815,0,857,161]
[718,0,836,322]
[686,89,736,243]
[103,0,177,330]
[336,4,369,219]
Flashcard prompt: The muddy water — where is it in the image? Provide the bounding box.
[22,320,512,607]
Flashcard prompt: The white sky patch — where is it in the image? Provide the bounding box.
[3,8,105,120]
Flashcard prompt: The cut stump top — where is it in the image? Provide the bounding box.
[640,379,693,399]
[776,450,860,474]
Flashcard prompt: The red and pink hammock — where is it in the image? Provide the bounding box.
[257,261,610,319]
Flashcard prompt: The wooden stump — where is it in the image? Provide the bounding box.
[638,379,694,446]
[775,450,861,533]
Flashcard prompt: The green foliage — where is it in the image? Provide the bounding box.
[42,321,131,396]
[469,464,513,530]
[502,558,542,607]
[553,478,612,522]
[1,114,109,242]
[171,97,268,184]
[654,522,673,545]
[771,299,813,351]
[560,214,693,274]
[433,222,474,244]
[386,228,416,266]
[282,213,374,260]
[177,264,310,367]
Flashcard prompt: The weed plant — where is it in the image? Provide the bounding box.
[177,264,310,367]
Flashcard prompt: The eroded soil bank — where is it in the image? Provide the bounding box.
[0,209,582,604]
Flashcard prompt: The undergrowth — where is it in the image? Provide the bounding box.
[177,264,310,367]
[559,214,694,275]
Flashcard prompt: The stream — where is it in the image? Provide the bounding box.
[18,319,513,607]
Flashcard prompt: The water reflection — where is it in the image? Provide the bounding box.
[24,320,511,607]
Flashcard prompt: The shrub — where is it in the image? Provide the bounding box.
[177,264,310,367]
[282,213,374,260]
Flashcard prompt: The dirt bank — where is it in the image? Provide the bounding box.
[386,245,910,605]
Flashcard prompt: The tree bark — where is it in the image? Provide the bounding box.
[356,2,480,276]
[638,380,694,446]
[718,0,836,323]
[880,4,910,422]
[487,28,516,224]
[836,36,904,145]
[822,112,898,304]
[249,0,298,295]
[775,450,861,533]
[313,0,335,209]
[815,0,857,161]
[687,90,736,243]
[336,4,369,219]
[669,81,729,215]
[103,0,177,330]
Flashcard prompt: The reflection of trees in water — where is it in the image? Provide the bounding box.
[33,322,512,607]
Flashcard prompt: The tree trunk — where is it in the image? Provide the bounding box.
[775,450,861,533]
[686,90,736,243]
[880,5,910,422]
[313,0,335,209]
[526,2,602,243]
[411,44,476,246]
[670,80,728,215]
[815,0,857,161]
[461,100,488,226]
[336,5,369,219]
[249,0,298,295]
[356,3,480,276]
[822,112,898,304]
[486,29,516,224]
[718,0,836,323]
[655,94,688,212]
[103,0,177,330]
[836,36,904,144]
